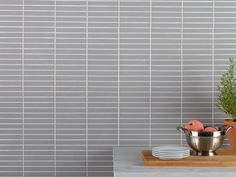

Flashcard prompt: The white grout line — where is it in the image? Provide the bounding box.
[86,1,89,177]
[180,0,184,145]
[54,0,57,177]
[22,0,25,176]
[212,0,215,126]
[117,0,120,147]
[149,0,152,148]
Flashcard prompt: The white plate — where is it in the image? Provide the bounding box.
[152,151,190,154]
[153,153,189,157]
[153,150,190,154]
[152,146,189,151]
[153,153,189,156]
[152,153,189,157]
[159,156,188,160]
[152,145,189,149]
[154,156,190,159]
[153,151,190,154]
[152,153,190,159]
[152,145,190,159]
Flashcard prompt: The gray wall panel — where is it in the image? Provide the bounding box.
[0,0,233,177]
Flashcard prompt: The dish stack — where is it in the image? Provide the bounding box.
[152,146,190,160]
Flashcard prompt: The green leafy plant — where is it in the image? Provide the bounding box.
[217,58,236,121]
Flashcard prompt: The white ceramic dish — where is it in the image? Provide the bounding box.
[152,145,190,160]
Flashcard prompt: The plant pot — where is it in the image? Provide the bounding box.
[224,119,236,150]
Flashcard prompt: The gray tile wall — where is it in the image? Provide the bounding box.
[0,0,234,176]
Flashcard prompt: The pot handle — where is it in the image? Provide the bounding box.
[225,126,233,135]
[177,126,188,133]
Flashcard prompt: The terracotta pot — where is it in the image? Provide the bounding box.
[224,119,236,150]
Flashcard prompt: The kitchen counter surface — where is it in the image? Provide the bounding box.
[113,147,236,177]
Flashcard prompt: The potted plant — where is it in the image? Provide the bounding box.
[217,58,236,150]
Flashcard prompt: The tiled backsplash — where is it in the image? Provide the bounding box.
[0,0,234,176]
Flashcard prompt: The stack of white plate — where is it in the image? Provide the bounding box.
[152,146,190,160]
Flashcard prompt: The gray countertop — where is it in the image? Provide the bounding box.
[113,147,236,177]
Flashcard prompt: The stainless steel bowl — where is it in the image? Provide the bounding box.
[177,126,233,156]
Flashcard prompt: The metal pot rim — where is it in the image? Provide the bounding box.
[177,126,233,137]
[189,131,224,137]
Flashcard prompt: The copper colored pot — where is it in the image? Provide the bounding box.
[224,119,236,150]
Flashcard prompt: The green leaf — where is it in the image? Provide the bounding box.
[217,58,236,120]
